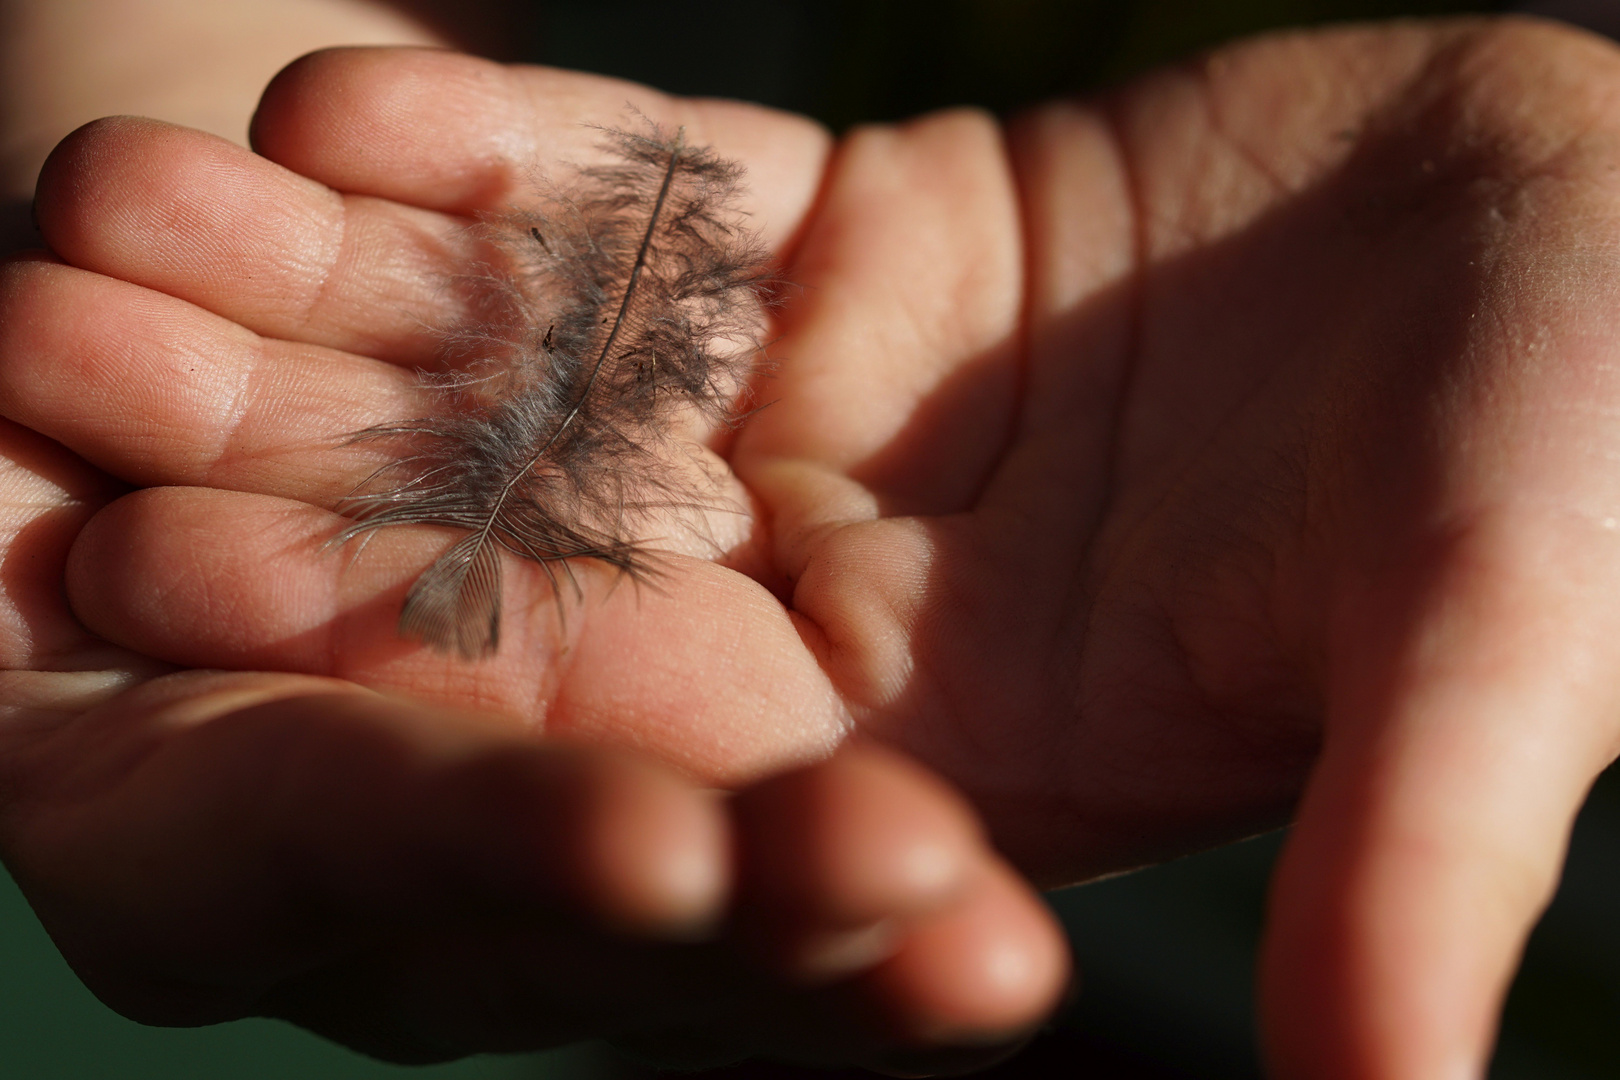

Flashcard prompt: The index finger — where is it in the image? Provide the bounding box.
[249,46,833,251]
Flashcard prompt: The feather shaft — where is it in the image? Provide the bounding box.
[334,125,769,659]
[489,131,685,525]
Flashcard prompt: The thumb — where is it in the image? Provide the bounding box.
[1260,536,1620,1079]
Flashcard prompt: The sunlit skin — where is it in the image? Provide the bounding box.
[3,15,1620,1079]
[0,35,1071,1077]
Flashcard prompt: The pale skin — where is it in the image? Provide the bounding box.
[3,8,1620,1080]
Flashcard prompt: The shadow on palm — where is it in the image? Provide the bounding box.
[787,21,1614,884]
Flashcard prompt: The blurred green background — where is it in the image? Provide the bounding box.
[12,1,1620,1077]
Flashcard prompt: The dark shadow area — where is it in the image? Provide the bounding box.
[1493,763,1620,1077]
[530,0,1491,130]
[1,197,41,255]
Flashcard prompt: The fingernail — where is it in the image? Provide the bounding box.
[782,921,900,983]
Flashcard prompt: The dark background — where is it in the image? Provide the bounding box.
[8,2,1620,1077]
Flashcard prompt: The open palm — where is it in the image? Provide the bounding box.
[5,17,1620,1079]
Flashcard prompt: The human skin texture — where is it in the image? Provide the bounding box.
[0,9,1070,1069]
[4,15,1620,1079]
[0,0,466,199]
[0,0,475,257]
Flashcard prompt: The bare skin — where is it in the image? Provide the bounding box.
[0,666,1067,1075]
[6,14,1620,1080]
[0,0,469,199]
[0,13,1069,1071]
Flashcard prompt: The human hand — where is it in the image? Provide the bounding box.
[0,176,1063,1075]
[1,672,1059,1072]
[11,16,1620,1077]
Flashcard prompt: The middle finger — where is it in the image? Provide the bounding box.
[34,118,475,366]
[0,257,424,508]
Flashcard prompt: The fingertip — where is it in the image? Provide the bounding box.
[557,751,733,939]
[155,689,737,941]
[31,112,336,320]
[34,116,136,258]
[861,862,1071,1048]
[737,742,983,922]
[731,743,987,979]
[35,117,236,249]
[443,746,732,940]
[250,46,519,212]
[64,489,146,637]
[248,48,325,160]
[66,488,232,654]
[250,47,355,158]
[249,47,391,157]
[245,45,829,250]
